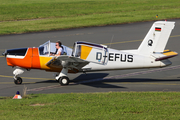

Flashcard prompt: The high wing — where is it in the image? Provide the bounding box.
[152,49,178,61]
[46,55,89,73]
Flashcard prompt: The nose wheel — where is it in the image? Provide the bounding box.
[13,68,24,85]
[14,77,23,85]
[58,76,69,86]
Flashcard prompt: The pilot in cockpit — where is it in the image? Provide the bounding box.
[51,40,64,56]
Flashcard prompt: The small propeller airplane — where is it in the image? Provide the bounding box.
[2,21,178,85]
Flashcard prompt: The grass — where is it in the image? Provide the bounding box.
[0,0,180,35]
[0,92,180,119]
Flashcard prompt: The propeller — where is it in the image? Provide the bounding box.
[2,49,7,57]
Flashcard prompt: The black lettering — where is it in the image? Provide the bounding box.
[148,40,153,46]
[127,55,133,62]
[108,53,133,62]
[96,52,102,60]
[115,54,120,61]
[120,54,126,62]
[109,53,114,61]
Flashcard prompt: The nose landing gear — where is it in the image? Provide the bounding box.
[13,68,24,85]
[14,77,23,85]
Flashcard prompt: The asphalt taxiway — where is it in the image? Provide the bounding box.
[0,19,180,96]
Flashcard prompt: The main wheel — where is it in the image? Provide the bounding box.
[14,77,23,85]
[59,76,69,86]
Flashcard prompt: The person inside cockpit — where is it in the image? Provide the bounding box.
[51,40,64,56]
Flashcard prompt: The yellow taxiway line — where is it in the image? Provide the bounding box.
[170,35,180,38]
[104,39,143,46]
[103,34,180,46]
[0,75,52,80]
[0,82,37,84]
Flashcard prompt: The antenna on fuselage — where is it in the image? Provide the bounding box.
[109,35,114,48]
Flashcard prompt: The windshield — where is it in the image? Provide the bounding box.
[39,41,50,56]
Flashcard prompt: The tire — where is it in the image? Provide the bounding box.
[59,76,69,86]
[14,77,23,85]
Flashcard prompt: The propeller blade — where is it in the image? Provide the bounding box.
[2,49,7,57]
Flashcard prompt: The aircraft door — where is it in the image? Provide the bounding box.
[89,46,108,65]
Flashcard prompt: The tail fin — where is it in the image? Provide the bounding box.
[138,21,175,54]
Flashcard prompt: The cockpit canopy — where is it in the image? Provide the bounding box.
[38,41,72,56]
[38,41,108,65]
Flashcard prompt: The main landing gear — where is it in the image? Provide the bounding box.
[55,68,70,86]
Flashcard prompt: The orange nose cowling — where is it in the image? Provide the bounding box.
[6,48,41,69]
[6,48,32,68]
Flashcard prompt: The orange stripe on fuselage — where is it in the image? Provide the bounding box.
[32,48,41,69]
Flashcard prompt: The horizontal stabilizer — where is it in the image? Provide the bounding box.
[152,49,178,61]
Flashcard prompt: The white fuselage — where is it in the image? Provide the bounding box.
[82,48,172,72]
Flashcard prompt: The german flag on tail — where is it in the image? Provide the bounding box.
[155,27,161,32]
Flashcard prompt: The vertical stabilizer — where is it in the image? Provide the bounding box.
[138,21,175,54]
